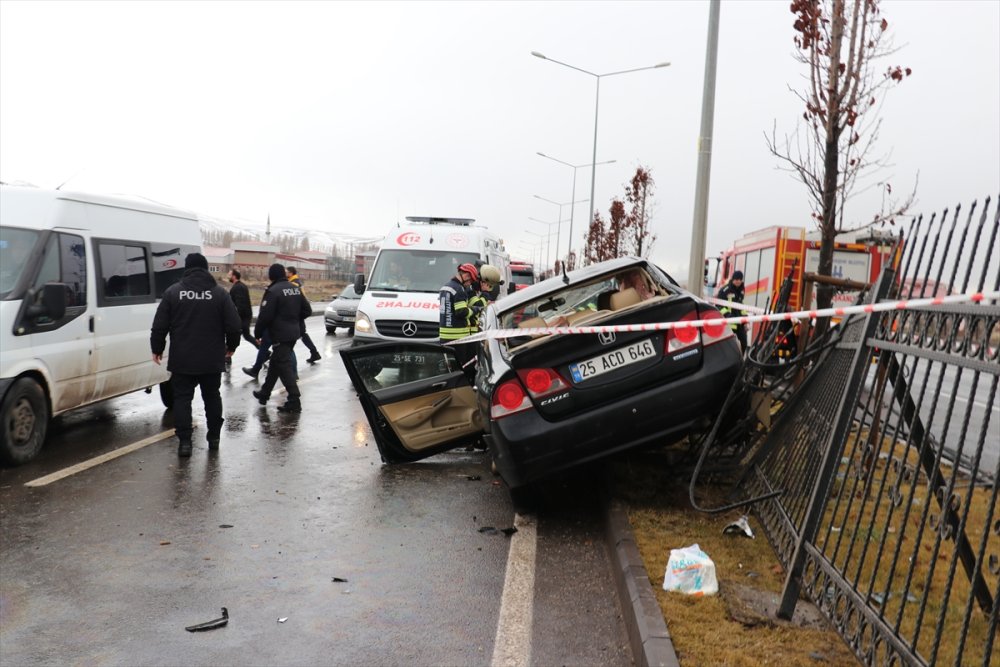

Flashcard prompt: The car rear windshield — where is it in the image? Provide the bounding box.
[369,249,479,293]
[498,266,671,349]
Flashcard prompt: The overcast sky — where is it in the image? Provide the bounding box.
[2,0,998,278]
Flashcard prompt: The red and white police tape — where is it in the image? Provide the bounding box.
[450,290,1000,344]
[703,297,767,315]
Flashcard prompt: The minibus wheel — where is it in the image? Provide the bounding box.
[159,381,174,409]
[0,378,49,466]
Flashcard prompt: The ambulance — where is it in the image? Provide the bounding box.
[352,217,510,344]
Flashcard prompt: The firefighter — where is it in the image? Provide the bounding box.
[440,263,478,380]
[717,270,747,349]
[468,264,502,332]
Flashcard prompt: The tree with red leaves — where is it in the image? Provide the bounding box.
[623,166,656,257]
[583,166,658,265]
[766,0,914,311]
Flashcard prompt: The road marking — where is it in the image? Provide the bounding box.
[491,512,537,667]
[25,429,177,487]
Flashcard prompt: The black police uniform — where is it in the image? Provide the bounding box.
[229,279,259,348]
[717,276,747,349]
[151,265,242,451]
[254,277,312,411]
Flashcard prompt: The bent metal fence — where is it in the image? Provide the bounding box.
[740,197,999,666]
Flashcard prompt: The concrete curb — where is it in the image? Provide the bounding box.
[604,497,681,667]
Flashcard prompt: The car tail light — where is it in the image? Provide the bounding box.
[491,379,533,419]
[516,368,569,398]
[665,311,701,354]
[700,307,735,346]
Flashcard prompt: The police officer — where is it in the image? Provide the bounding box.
[228,269,259,354]
[151,252,242,457]
[286,266,322,365]
[440,263,478,378]
[717,270,747,349]
[252,263,312,413]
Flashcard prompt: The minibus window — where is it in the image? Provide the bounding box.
[0,227,40,299]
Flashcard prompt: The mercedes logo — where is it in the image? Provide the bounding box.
[401,321,418,337]
[598,331,616,346]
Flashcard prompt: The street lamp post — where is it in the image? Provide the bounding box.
[536,153,615,268]
[532,51,669,262]
[533,194,588,271]
[527,218,559,274]
[523,229,550,274]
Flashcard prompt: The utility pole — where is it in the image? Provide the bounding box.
[687,0,721,295]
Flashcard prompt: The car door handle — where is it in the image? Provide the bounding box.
[89,315,94,333]
[431,381,447,389]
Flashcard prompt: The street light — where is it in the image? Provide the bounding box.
[526,219,558,274]
[536,153,615,268]
[532,52,669,262]
[533,195,588,271]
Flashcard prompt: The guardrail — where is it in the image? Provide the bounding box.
[739,197,998,666]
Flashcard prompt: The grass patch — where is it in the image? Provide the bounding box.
[612,450,859,666]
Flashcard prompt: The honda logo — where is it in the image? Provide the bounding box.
[598,331,616,346]
[401,321,418,337]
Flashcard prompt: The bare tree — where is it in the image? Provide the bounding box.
[623,166,657,257]
[766,0,914,310]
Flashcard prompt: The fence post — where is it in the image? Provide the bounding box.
[776,269,895,620]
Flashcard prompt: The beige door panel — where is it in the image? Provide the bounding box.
[379,386,482,452]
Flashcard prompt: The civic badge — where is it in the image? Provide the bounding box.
[401,321,418,337]
[598,331,616,346]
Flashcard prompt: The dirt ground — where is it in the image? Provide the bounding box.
[611,450,859,667]
[222,278,349,306]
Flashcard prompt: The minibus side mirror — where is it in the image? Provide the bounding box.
[353,273,366,294]
[26,283,67,322]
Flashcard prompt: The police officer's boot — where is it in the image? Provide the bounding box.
[207,431,221,451]
[178,439,193,457]
[277,400,302,413]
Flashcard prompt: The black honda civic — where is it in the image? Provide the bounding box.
[340,257,742,503]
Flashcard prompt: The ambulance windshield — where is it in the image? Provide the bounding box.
[369,249,479,293]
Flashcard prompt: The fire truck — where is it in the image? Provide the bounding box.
[709,225,896,315]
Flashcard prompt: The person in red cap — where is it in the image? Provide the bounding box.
[439,263,478,379]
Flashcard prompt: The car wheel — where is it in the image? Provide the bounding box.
[508,483,539,513]
[0,377,49,466]
[159,381,173,409]
[348,326,354,336]
[326,326,336,335]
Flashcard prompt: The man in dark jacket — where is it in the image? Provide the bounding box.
[151,252,242,456]
[717,270,747,350]
[286,266,321,364]
[228,269,259,355]
[252,263,312,413]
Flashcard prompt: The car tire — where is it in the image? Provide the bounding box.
[159,381,173,409]
[508,483,539,513]
[326,326,336,335]
[348,326,355,336]
[0,377,49,466]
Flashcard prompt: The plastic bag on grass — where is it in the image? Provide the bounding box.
[663,543,718,596]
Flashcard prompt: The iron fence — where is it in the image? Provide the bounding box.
[738,197,999,666]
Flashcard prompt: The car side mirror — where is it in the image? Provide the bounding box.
[26,282,67,321]
[507,283,516,295]
[353,273,366,294]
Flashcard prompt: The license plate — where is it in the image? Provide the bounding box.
[569,338,657,383]
[343,316,356,322]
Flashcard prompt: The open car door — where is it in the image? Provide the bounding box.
[340,342,484,463]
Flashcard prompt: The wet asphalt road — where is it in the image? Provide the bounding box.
[0,318,631,666]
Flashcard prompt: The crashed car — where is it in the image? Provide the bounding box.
[340,257,742,501]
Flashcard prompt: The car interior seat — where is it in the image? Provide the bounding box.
[610,287,641,310]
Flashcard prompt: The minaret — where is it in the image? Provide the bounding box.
[265,213,271,244]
